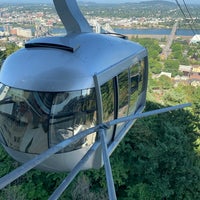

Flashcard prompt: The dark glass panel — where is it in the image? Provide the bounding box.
[128,64,139,115]
[138,60,145,94]
[118,70,129,118]
[0,84,97,154]
[101,79,115,143]
[101,80,115,122]
[0,84,50,153]
[49,89,97,152]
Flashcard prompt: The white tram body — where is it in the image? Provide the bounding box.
[0,1,148,172]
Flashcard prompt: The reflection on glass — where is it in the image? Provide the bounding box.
[129,63,139,114]
[116,70,129,134]
[118,70,129,118]
[49,89,97,152]
[101,79,115,143]
[0,85,50,153]
[138,60,145,94]
[0,84,97,154]
[101,80,115,122]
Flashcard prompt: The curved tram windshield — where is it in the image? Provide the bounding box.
[0,84,97,154]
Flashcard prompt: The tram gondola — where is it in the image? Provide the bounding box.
[0,0,148,171]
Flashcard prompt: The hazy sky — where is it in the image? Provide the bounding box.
[1,0,200,4]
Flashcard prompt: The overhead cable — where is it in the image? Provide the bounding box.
[175,0,196,35]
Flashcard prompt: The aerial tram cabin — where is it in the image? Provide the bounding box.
[0,0,148,172]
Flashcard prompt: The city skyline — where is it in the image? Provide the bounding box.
[0,0,200,5]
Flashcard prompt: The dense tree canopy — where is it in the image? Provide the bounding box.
[0,43,19,66]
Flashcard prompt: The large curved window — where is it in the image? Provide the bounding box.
[49,89,97,152]
[0,84,97,154]
[0,84,50,153]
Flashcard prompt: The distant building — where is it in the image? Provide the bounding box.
[17,28,32,38]
[190,66,200,81]
[10,28,17,35]
[190,34,200,44]
[158,72,172,78]
[11,28,32,38]
[0,47,6,51]
[179,65,192,77]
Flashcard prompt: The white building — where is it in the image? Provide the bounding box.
[190,34,200,44]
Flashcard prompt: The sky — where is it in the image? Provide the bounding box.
[0,0,200,5]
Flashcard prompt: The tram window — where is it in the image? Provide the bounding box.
[101,79,115,122]
[101,79,115,143]
[118,70,129,118]
[128,63,139,114]
[0,87,49,153]
[138,59,145,94]
[50,89,97,152]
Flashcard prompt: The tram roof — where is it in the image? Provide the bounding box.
[0,33,146,92]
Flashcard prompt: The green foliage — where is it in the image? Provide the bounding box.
[187,44,200,64]
[0,185,26,200]
[4,43,19,57]
[0,43,19,67]
[158,75,173,89]
[148,75,173,91]
[131,38,162,60]
[80,98,200,200]
[163,59,180,77]
[171,42,182,59]
[112,102,200,199]
[149,58,163,74]
[0,147,17,177]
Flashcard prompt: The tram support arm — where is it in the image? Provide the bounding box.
[49,142,100,200]
[107,103,192,127]
[99,129,117,200]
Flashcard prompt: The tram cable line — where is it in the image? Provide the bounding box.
[182,0,200,34]
[175,0,198,35]
[183,0,195,23]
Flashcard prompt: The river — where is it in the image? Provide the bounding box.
[51,28,199,36]
[114,28,198,36]
[0,26,199,36]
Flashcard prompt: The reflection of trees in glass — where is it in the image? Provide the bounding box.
[101,80,115,143]
[118,70,129,118]
[129,63,139,114]
[101,80,114,122]
[138,60,145,93]
[49,89,97,151]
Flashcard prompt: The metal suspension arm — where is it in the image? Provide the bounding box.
[53,0,92,34]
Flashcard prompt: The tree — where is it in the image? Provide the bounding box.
[0,43,19,67]
[149,58,163,74]
[163,59,180,77]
